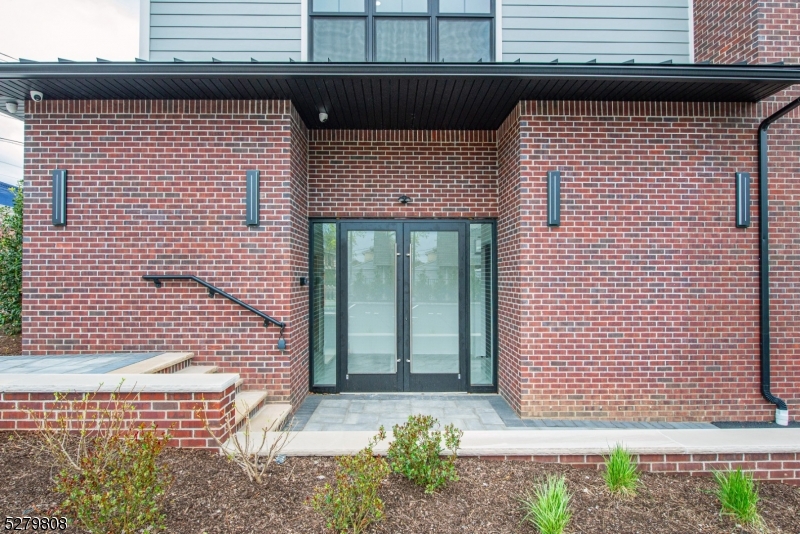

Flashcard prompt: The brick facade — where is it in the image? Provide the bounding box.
[23,100,307,403]
[308,130,497,219]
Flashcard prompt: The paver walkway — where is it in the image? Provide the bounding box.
[289,394,717,431]
[0,353,161,374]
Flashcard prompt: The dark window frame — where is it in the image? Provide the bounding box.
[309,0,494,62]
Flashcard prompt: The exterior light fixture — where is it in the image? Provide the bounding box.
[52,170,67,226]
[398,195,412,204]
[277,326,286,351]
[5,102,17,114]
[547,170,560,227]
[735,172,751,228]
[246,170,259,226]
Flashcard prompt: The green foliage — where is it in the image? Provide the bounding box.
[602,443,640,496]
[0,181,23,334]
[521,475,572,534]
[29,386,172,534]
[56,424,172,534]
[311,429,390,534]
[386,414,463,494]
[712,468,763,528]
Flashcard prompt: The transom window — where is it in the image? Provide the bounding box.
[310,0,493,62]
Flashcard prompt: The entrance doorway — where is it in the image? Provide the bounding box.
[310,220,496,393]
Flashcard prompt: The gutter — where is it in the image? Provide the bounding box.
[757,96,800,426]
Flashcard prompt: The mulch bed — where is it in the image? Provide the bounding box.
[1,433,798,533]
[0,334,21,355]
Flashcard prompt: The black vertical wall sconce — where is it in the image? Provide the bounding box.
[735,172,751,228]
[52,169,67,226]
[245,170,260,226]
[547,170,561,227]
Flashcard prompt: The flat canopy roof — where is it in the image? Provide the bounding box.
[1,62,799,129]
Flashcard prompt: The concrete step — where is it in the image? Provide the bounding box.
[109,351,194,374]
[248,404,292,433]
[175,365,218,374]
[234,390,269,427]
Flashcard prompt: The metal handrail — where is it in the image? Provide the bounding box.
[142,274,285,330]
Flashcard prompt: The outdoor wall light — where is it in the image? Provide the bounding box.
[5,102,17,114]
[547,170,561,227]
[52,169,67,226]
[277,326,286,351]
[398,195,412,205]
[245,170,259,226]
[735,172,751,228]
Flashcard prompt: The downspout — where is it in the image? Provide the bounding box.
[757,95,800,426]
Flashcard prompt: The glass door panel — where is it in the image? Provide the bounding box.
[347,230,397,373]
[410,230,460,373]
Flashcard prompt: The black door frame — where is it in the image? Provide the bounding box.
[308,218,498,394]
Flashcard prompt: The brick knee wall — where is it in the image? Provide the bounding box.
[478,452,800,485]
[0,387,236,448]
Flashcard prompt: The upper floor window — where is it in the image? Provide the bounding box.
[310,0,493,62]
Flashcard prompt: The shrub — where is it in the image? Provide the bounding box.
[521,475,572,534]
[386,414,463,494]
[311,428,390,534]
[713,468,763,528]
[0,181,23,335]
[56,424,171,534]
[195,399,291,484]
[29,386,172,534]
[602,443,640,496]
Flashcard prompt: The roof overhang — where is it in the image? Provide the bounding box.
[1,62,799,129]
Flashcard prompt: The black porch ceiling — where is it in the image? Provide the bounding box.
[1,62,799,130]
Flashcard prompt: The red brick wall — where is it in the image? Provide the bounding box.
[307,130,497,218]
[22,100,304,400]
[1,386,236,448]
[479,452,800,485]
[693,0,800,65]
[289,107,310,408]
[693,0,759,64]
[496,105,523,413]
[508,100,800,421]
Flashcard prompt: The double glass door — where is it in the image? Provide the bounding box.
[310,220,495,393]
[342,221,464,391]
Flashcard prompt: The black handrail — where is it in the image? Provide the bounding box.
[142,275,285,330]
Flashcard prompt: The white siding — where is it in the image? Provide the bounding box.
[501,0,690,63]
[149,0,301,62]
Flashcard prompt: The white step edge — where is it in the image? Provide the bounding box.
[108,351,194,374]
[248,404,291,433]
[234,390,269,426]
[175,365,218,374]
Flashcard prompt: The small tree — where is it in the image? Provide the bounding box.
[0,181,22,334]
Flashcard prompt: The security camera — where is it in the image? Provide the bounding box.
[30,90,43,102]
[319,112,328,123]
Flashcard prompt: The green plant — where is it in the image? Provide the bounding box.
[0,181,22,334]
[521,475,572,534]
[56,424,171,533]
[311,428,390,534]
[28,385,172,534]
[712,468,763,528]
[602,443,640,496]
[386,414,463,494]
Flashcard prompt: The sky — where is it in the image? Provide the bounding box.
[0,0,140,184]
